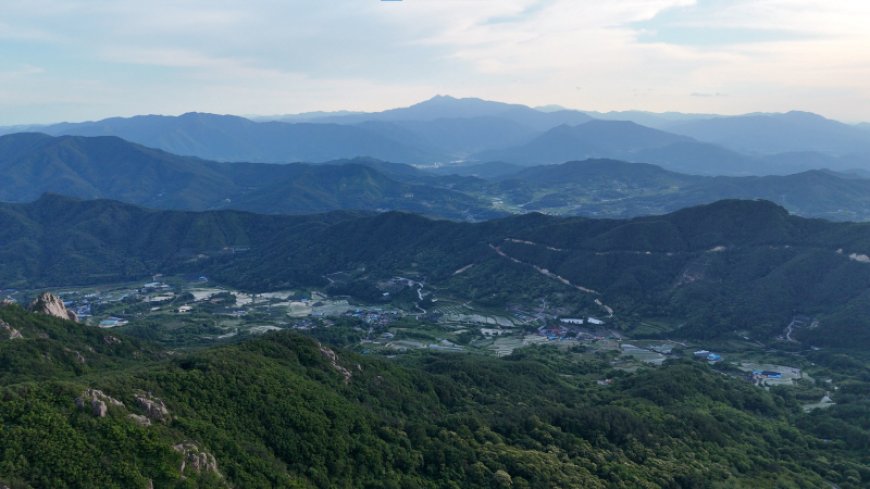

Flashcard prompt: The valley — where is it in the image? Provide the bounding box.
[3,265,845,418]
[2,195,869,487]
[5,1,870,486]
[5,195,870,350]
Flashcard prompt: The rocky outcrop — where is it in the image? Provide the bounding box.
[173,443,221,477]
[135,392,171,422]
[92,400,108,417]
[127,414,152,427]
[75,389,124,418]
[28,292,77,322]
[319,345,352,384]
[64,347,86,364]
[103,335,122,345]
[0,320,22,340]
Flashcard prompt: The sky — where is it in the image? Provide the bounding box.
[2,0,870,124]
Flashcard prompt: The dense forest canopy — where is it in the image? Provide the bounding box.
[0,305,868,488]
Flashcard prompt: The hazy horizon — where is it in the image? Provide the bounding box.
[2,93,868,128]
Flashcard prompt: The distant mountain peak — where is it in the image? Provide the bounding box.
[177,112,249,122]
[428,94,458,102]
[780,110,831,122]
[408,94,513,110]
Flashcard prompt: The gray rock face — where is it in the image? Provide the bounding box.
[103,335,122,345]
[127,414,152,427]
[135,392,171,422]
[92,400,108,417]
[173,443,221,477]
[75,389,123,417]
[0,320,22,340]
[28,292,78,322]
[319,345,352,384]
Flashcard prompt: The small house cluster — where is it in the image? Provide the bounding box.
[752,370,783,379]
[559,316,605,326]
[693,350,722,363]
[538,316,617,341]
[345,309,398,327]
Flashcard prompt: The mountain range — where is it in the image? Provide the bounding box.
[5,85,870,489]
[0,133,499,221]
[35,112,446,163]
[6,132,870,222]
[4,195,870,348]
[261,94,594,130]
[5,96,870,175]
[475,117,870,175]
[665,111,870,155]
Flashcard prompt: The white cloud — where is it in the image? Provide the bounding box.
[1,0,870,123]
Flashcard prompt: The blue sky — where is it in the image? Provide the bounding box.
[1,0,869,124]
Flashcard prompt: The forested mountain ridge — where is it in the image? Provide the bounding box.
[4,196,870,347]
[0,133,499,220]
[7,133,870,222]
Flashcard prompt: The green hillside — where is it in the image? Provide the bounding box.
[0,305,866,488]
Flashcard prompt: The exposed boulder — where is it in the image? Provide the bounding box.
[173,443,221,477]
[128,414,152,427]
[75,389,124,417]
[135,392,171,422]
[103,335,122,345]
[0,320,23,340]
[92,400,108,417]
[28,292,78,322]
